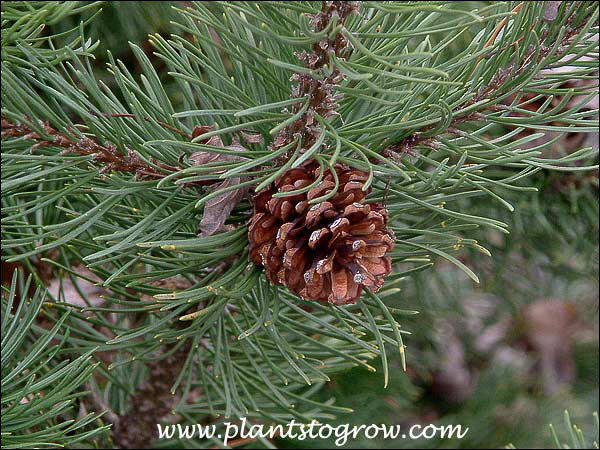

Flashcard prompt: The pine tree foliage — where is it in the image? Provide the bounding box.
[1,271,109,448]
[547,411,599,449]
[1,1,102,62]
[507,411,599,449]
[1,1,598,448]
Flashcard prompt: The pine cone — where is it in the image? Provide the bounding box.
[249,161,395,305]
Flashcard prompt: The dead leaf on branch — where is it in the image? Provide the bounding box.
[190,132,250,237]
[199,176,249,237]
[239,130,263,144]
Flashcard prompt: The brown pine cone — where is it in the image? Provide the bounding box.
[248,161,395,305]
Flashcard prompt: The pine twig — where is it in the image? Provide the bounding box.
[382,5,592,162]
[272,1,361,159]
[0,116,220,185]
[1,116,178,179]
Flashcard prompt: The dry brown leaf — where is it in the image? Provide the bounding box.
[200,177,249,237]
[240,130,263,144]
[190,136,250,237]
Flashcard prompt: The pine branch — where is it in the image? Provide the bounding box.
[1,271,109,448]
[272,1,361,156]
[0,115,234,189]
[382,4,597,161]
[1,3,598,446]
[1,116,178,179]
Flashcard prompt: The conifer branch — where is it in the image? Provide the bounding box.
[1,2,597,447]
[1,116,177,179]
[272,1,361,157]
[382,5,596,162]
[0,116,224,186]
